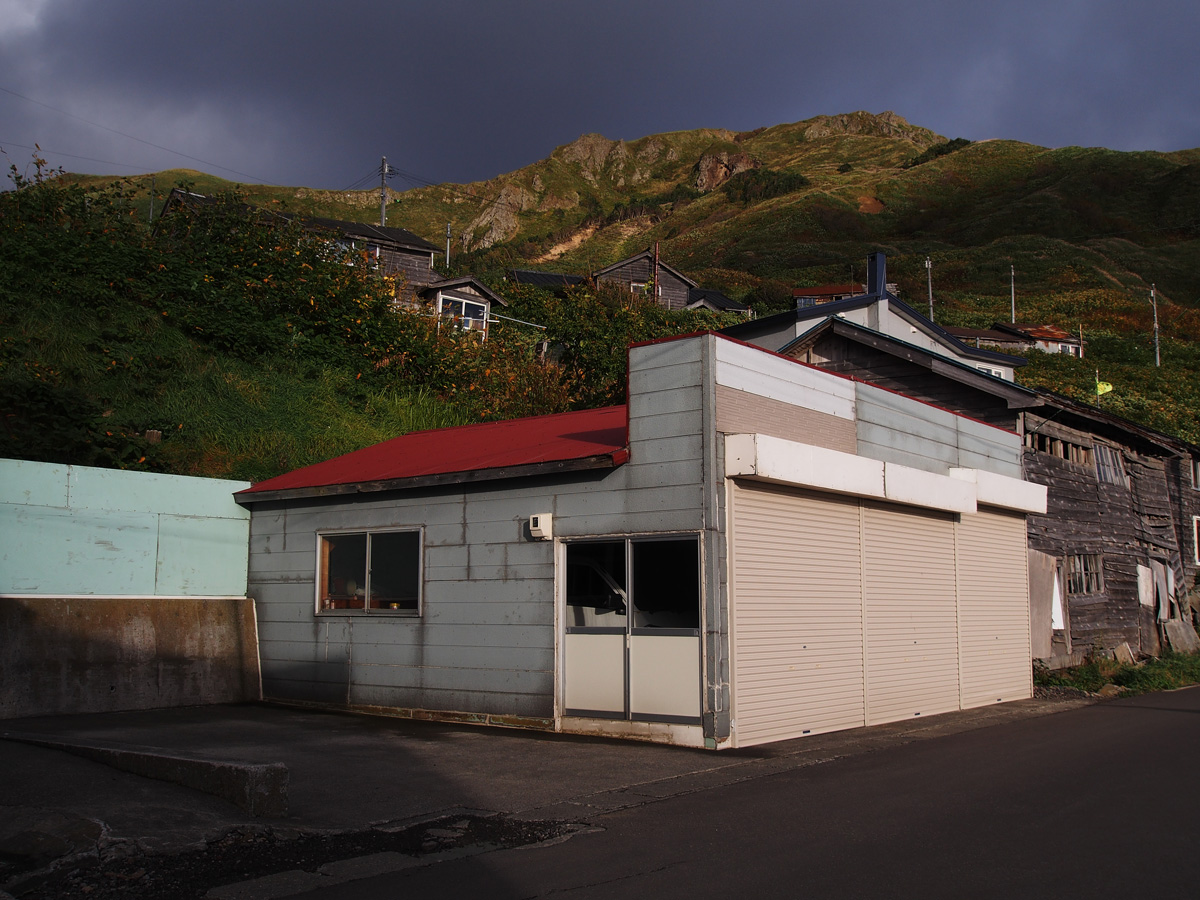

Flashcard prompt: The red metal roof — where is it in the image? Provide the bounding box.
[238,405,629,499]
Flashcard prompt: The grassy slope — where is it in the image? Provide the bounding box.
[56,111,1200,448]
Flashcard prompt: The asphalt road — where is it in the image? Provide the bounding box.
[290,687,1200,899]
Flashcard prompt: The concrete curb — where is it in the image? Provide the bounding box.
[0,733,288,817]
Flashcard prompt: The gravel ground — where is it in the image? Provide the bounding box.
[6,815,572,900]
[1033,684,1096,701]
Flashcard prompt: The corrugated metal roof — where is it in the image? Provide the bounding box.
[237,405,629,501]
[688,288,750,312]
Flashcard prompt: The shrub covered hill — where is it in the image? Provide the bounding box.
[7,110,1200,481]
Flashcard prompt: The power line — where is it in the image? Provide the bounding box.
[0,84,277,184]
[0,140,163,174]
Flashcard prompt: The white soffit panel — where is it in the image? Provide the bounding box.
[726,433,974,513]
[883,462,975,514]
[715,339,855,421]
[726,433,884,497]
[949,467,1047,514]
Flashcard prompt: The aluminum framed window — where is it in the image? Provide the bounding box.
[565,535,701,632]
[316,528,422,615]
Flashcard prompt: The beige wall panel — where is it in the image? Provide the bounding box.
[731,482,865,746]
[863,503,960,725]
[563,633,625,714]
[957,509,1032,707]
[629,635,701,719]
[715,385,858,453]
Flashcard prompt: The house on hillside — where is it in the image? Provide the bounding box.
[236,330,1044,749]
[724,253,1021,381]
[792,283,866,307]
[159,188,509,339]
[722,254,1200,666]
[593,248,696,309]
[507,250,751,316]
[945,323,1085,358]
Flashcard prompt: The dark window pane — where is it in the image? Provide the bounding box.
[566,542,627,626]
[632,539,699,629]
[369,531,420,610]
[322,533,366,610]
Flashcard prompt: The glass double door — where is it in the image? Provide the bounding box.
[563,537,701,724]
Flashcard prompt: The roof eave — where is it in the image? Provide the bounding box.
[235,450,629,506]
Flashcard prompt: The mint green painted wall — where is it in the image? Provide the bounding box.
[0,459,251,596]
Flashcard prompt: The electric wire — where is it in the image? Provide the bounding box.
[0,140,162,175]
[0,84,277,184]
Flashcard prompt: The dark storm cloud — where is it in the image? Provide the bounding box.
[1,0,1196,190]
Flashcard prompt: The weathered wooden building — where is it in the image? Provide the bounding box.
[237,332,1044,748]
[722,254,1200,665]
[506,252,751,315]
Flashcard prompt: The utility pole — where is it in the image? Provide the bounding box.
[445,223,452,268]
[653,241,661,302]
[1151,283,1160,367]
[925,257,933,321]
[380,156,388,227]
[1010,265,1016,323]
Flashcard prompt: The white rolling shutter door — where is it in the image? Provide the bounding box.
[956,508,1032,707]
[730,482,865,746]
[730,482,1032,747]
[862,502,961,725]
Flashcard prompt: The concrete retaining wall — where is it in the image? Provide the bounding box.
[0,595,261,719]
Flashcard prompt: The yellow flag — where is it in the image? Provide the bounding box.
[1097,381,1113,396]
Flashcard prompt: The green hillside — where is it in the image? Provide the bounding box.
[9,109,1200,477]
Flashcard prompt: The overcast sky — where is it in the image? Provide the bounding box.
[2,0,1197,191]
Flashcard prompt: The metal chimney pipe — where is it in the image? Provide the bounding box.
[867,252,886,295]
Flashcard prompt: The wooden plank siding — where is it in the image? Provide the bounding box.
[1020,413,1189,656]
[377,245,435,287]
[596,256,692,310]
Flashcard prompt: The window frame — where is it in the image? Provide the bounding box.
[1094,443,1127,487]
[1025,430,1093,466]
[564,533,702,636]
[1193,517,1200,566]
[1065,553,1104,596]
[314,526,423,617]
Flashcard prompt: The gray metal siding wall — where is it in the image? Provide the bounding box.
[854,383,1022,479]
[250,486,559,718]
[248,338,710,724]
